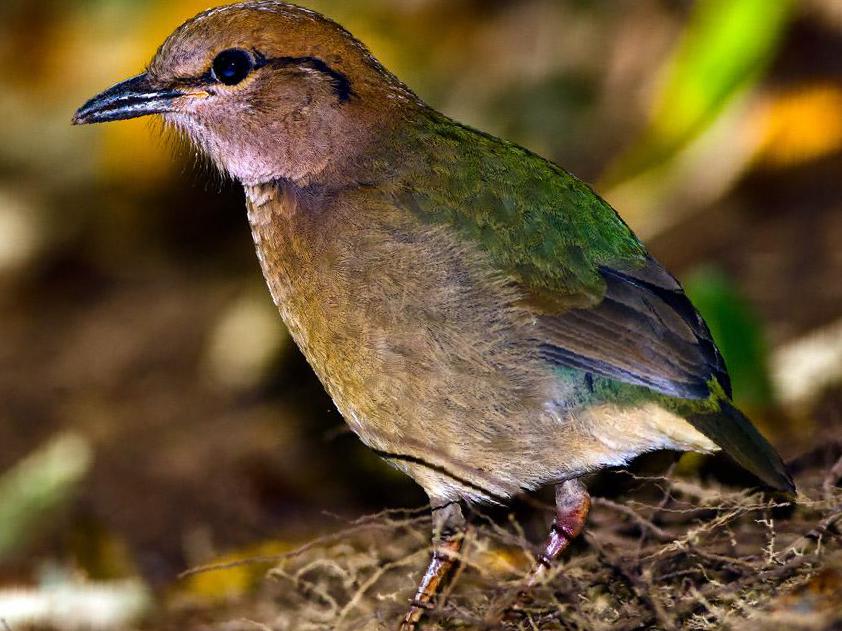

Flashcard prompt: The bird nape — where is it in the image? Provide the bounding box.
[73,2,794,628]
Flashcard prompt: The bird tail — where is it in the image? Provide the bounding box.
[685,399,795,493]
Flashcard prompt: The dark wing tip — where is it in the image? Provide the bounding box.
[689,400,795,493]
[537,255,734,402]
[601,258,734,399]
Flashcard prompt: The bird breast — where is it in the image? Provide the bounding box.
[244,181,556,464]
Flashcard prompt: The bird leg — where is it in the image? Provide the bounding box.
[400,501,466,630]
[483,479,591,626]
[527,478,590,588]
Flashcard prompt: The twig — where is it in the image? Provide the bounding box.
[180,511,429,578]
[335,549,427,626]
[823,454,842,499]
[592,496,674,541]
[588,532,677,631]
[269,565,342,614]
[777,506,842,560]
[687,547,757,571]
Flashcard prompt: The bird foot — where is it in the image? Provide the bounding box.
[485,479,590,625]
[399,502,466,630]
[524,479,590,588]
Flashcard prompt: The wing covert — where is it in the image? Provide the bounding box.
[395,112,731,401]
[537,257,731,400]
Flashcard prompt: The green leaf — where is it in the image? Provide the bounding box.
[683,266,775,409]
[606,0,792,185]
[0,433,92,559]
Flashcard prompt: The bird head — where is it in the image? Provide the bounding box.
[73,1,417,184]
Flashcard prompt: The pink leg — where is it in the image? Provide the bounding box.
[399,501,466,630]
[527,478,591,587]
[484,479,591,625]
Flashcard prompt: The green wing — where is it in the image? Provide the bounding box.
[392,112,794,492]
[397,116,648,312]
[396,113,729,401]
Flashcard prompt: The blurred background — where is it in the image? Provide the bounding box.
[0,0,840,628]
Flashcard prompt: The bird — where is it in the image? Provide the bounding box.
[73,2,794,628]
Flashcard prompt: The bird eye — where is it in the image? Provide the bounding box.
[211,49,254,86]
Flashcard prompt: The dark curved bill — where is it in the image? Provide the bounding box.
[72,73,184,125]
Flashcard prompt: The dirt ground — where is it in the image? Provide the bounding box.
[146,437,842,630]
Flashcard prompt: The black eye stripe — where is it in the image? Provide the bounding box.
[267,56,354,102]
[201,51,353,102]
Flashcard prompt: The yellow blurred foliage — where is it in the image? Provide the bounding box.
[71,527,142,582]
[475,544,532,577]
[755,83,842,167]
[99,1,219,185]
[100,118,175,184]
[179,540,293,603]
